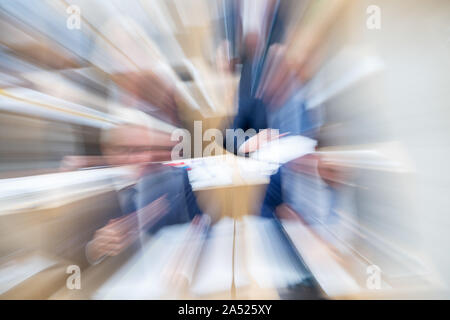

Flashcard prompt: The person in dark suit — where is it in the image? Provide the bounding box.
[85,125,202,265]
[136,163,202,235]
[217,0,302,154]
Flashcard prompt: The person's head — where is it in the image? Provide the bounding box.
[111,71,177,116]
[101,124,175,167]
[99,16,179,125]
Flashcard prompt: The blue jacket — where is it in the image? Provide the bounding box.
[136,165,202,234]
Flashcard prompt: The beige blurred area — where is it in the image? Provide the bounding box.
[1,0,450,300]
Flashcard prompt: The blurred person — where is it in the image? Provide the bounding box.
[261,152,357,249]
[217,0,314,155]
[91,15,192,129]
[110,70,181,127]
[85,124,203,265]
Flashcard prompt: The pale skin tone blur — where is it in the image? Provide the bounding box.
[102,125,175,173]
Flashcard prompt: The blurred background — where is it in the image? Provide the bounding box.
[0,0,450,299]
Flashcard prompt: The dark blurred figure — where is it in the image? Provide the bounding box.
[218,0,310,154]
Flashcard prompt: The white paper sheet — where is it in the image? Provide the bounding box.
[250,135,317,165]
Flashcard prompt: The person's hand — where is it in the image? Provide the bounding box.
[287,153,320,176]
[276,203,301,221]
[317,155,353,188]
[87,215,139,262]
